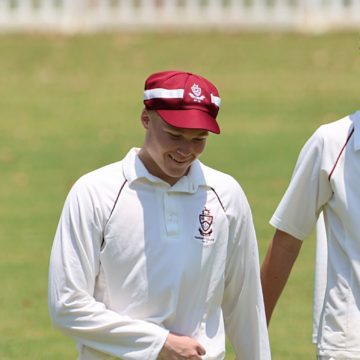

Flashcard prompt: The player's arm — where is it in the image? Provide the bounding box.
[260,229,302,325]
[49,179,169,358]
[222,183,271,359]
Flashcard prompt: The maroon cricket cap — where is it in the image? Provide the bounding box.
[143,70,221,134]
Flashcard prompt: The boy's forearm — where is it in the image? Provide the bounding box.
[261,229,302,324]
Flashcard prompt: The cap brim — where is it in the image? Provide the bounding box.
[156,109,220,134]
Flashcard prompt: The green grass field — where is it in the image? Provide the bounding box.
[1,31,359,359]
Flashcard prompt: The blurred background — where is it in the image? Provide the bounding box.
[0,1,359,359]
[1,0,360,33]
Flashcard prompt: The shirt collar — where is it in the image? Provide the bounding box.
[350,111,360,151]
[122,148,209,193]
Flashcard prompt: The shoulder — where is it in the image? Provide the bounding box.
[305,114,355,164]
[199,162,250,213]
[295,114,353,163]
[74,161,125,193]
[66,160,126,218]
[315,114,354,144]
[200,162,242,192]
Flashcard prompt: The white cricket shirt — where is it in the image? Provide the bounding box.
[313,213,328,344]
[49,148,270,360]
[270,111,360,359]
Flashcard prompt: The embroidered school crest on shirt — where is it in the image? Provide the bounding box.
[189,83,205,103]
[199,208,213,236]
[193,208,215,246]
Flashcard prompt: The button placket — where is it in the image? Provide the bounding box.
[164,191,179,236]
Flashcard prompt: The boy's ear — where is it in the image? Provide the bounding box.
[141,108,150,129]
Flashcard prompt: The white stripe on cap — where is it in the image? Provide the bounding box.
[144,88,221,108]
[144,88,184,100]
[211,94,221,107]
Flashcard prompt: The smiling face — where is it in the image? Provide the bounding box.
[138,109,209,186]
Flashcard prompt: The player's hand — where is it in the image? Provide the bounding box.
[158,332,206,359]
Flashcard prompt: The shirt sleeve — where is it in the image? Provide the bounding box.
[270,127,333,240]
[48,178,169,360]
[221,185,271,360]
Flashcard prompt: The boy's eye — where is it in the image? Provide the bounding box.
[169,133,181,139]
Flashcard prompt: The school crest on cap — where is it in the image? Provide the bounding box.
[189,83,205,103]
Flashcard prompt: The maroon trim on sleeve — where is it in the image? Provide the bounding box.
[328,127,354,181]
[101,179,128,250]
[107,180,128,223]
[210,187,225,212]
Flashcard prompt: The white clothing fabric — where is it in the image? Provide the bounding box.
[313,213,328,344]
[270,111,360,359]
[49,148,271,360]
